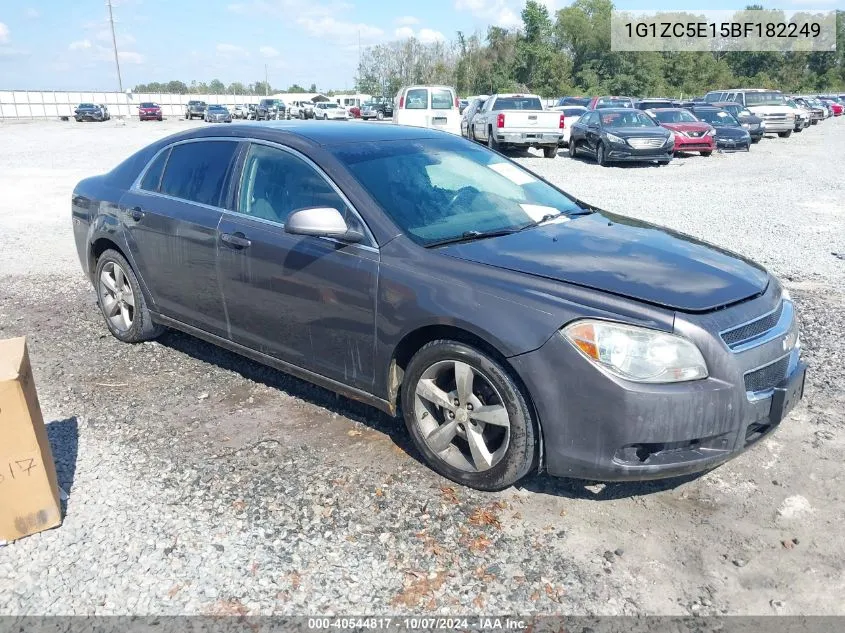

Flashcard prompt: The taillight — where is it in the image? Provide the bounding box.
[454,96,459,108]
[399,95,404,108]
[497,113,505,128]
[559,114,565,128]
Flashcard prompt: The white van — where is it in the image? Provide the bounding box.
[392,85,461,135]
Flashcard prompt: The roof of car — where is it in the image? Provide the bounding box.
[174,121,446,146]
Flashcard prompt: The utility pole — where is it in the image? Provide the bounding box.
[265,64,269,96]
[106,0,123,92]
[357,29,361,93]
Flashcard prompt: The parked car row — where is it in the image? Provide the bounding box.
[453,87,842,165]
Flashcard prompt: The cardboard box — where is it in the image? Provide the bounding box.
[0,337,62,541]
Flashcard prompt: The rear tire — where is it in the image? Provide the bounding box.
[751,137,761,144]
[543,146,557,159]
[568,140,578,158]
[94,249,164,344]
[487,128,498,151]
[701,151,712,157]
[778,130,792,138]
[401,340,538,491]
[376,111,385,121]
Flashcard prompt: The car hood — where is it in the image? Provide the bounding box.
[440,213,768,312]
[660,122,711,133]
[606,127,669,139]
[748,105,794,115]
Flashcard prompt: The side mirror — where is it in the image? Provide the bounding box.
[285,207,363,243]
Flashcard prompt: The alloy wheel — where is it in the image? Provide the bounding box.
[413,360,511,473]
[99,262,135,332]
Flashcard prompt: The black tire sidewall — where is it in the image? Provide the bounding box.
[400,340,537,491]
[95,250,161,344]
[596,142,606,166]
[569,140,577,157]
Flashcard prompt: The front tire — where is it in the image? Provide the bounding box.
[778,130,792,138]
[95,249,164,344]
[376,111,385,121]
[543,146,557,158]
[568,140,578,158]
[401,340,538,491]
[596,141,608,166]
[701,151,712,157]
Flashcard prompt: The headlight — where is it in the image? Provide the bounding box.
[562,320,708,383]
[605,133,625,144]
[742,123,750,129]
[705,129,716,136]
[664,135,674,146]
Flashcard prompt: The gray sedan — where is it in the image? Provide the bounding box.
[70,123,805,490]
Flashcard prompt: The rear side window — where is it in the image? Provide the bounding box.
[139,148,170,192]
[159,141,238,207]
[431,89,454,109]
[405,89,428,110]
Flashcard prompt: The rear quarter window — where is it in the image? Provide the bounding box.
[139,148,170,192]
[159,141,239,208]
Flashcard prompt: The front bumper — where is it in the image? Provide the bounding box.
[715,136,751,150]
[495,131,564,147]
[604,141,674,162]
[672,135,715,152]
[761,119,794,133]
[510,287,804,481]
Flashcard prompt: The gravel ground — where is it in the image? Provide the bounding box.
[0,116,843,616]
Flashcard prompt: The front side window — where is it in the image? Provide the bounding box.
[332,137,584,246]
[238,144,346,225]
[159,141,238,207]
[404,89,428,110]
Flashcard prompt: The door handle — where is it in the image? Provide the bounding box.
[131,206,144,221]
[221,232,252,249]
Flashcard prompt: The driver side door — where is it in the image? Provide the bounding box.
[216,141,379,391]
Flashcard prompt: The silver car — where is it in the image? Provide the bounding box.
[204,105,232,123]
[314,103,348,120]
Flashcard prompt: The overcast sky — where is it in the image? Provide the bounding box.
[0,0,839,92]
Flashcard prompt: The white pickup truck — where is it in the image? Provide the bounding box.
[468,94,565,158]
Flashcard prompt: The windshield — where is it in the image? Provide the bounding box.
[653,109,698,123]
[601,111,656,128]
[695,109,739,126]
[744,92,785,106]
[332,137,584,246]
[596,97,633,109]
[561,107,586,117]
[140,102,157,108]
[208,105,226,111]
[493,97,543,111]
[325,103,338,109]
[79,103,95,108]
[558,97,591,107]
[639,101,673,110]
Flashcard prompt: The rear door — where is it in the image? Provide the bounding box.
[120,139,240,337]
[429,87,460,134]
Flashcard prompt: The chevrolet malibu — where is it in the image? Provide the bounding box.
[71,123,806,491]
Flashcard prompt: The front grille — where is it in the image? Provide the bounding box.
[722,302,784,348]
[628,137,665,149]
[744,355,789,392]
[762,114,790,121]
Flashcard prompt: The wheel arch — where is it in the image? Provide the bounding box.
[386,323,545,472]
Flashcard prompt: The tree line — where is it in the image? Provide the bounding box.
[131,80,320,95]
[356,0,845,98]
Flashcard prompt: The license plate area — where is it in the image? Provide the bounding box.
[432,117,447,125]
[769,363,807,425]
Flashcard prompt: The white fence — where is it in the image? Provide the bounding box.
[0,91,271,120]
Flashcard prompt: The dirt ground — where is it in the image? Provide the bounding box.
[0,117,843,616]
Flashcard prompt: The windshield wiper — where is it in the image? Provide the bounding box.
[517,209,593,232]
[425,229,519,248]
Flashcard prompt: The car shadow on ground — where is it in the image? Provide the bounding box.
[156,329,419,455]
[46,416,79,514]
[157,330,704,500]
